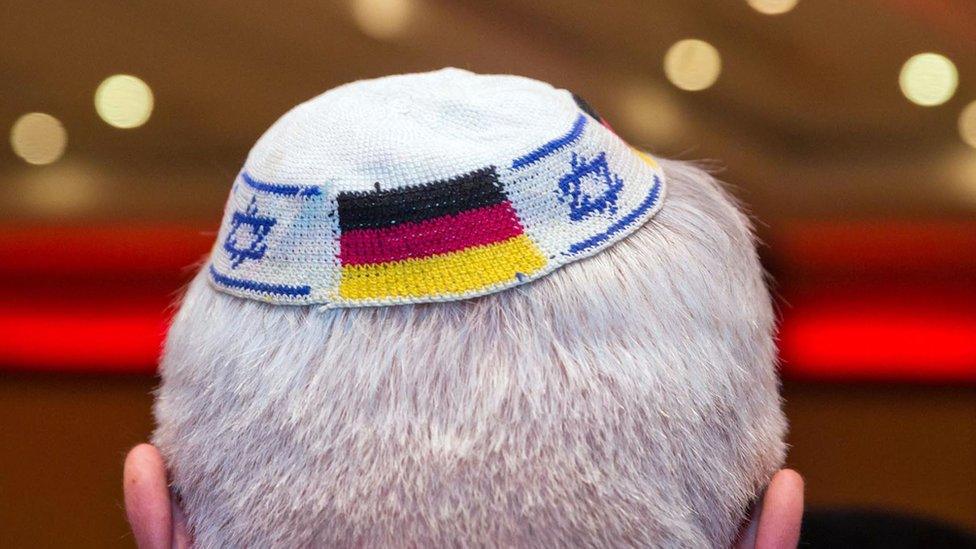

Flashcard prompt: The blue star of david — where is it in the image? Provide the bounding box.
[223,197,277,268]
[557,152,624,222]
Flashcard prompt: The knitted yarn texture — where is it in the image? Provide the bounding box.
[208,68,667,306]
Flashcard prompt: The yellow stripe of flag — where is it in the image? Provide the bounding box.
[632,147,659,169]
[339,235,547,301]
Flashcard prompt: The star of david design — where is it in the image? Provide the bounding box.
[223,196,277,268]
[556,152,625,222]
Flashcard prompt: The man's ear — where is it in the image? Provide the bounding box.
[735,469,804,549]
[124,444,191,548]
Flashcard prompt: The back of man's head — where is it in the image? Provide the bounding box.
[153,69,786,547]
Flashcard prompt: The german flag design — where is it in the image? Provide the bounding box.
[206,71,668,307]
[336,167,547,302]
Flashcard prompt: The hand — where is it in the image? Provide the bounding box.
[123,444,192,549]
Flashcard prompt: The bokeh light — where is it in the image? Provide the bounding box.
[899,53,958,107]
[618,83,683,147]
[747,0,799,15]
[947,150,976,206]
[18,161,100,217]
[10,112,67,166]
[350,0,414,41]
[959,101,976,149]
[664,39,721,92]
[95,74,154,128]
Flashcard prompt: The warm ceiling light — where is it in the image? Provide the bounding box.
[10,112,67,166]
[747,0,799,15]
[95,74,154,128]
[664,39,721,92]
[350,0,414,41]
[899,53,958,107]
[959,101,976,149]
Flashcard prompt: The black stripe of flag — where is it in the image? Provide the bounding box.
[336,167,506,231]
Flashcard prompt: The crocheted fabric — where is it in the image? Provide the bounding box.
[208,68,666,307]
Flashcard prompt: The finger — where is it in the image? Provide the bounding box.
[755,469,804,549]
[123,444,173,549]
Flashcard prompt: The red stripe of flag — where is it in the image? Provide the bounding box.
[339,201,524,265]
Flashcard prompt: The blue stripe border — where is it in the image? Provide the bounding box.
[209,265,312,297]
[241,172,322,197]
[567,174,664,254]
[511,114,587,169]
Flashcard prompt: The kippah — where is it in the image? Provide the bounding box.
[208,68,666,307]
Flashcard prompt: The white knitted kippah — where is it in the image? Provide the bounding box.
[208,68,666,306]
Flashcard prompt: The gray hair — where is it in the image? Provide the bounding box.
[153,159,786,548]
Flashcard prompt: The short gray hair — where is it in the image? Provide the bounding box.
[153,159,786,547]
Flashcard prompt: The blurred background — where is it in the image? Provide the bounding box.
[2,0,975,546]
